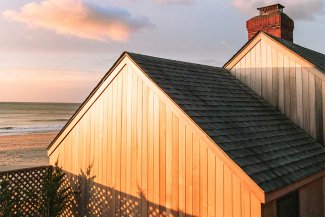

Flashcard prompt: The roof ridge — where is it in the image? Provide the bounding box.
[223,31,325,73]
[126,51,222,69]
[264,32,325,56]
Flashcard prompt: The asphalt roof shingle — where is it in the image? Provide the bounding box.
[128,52,325,193]
[265,33,325,72]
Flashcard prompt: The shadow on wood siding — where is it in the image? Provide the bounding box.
[230,65,325,145]
[62,166,193,217]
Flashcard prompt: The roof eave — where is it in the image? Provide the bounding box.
[265,170,325,202]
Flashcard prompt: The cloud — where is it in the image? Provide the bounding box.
[231,0,325,20]
[154,0,193,5]
[2,0,154,41]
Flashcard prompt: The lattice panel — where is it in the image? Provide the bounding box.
[0,166,50,216]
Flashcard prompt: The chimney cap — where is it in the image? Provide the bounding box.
[257,4,285,15]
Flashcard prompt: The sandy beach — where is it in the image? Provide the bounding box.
[0,132,57,171]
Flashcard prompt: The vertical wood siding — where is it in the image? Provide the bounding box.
[49,64,262,217]
[299,178,324,217]
[230,40,325,145]
[262,178,324,217]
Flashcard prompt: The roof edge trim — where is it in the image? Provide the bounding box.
[223,30,263,69]
[262,32,325,73]
[47,52,129,153]
[224,31,325,74]
[265,170,325,202]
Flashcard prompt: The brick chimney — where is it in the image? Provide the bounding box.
[246,4,294,42]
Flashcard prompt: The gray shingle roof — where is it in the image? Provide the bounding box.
[128,52,325,193]
[265,33,325,72]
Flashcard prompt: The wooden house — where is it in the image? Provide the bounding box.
[47,4,324,217]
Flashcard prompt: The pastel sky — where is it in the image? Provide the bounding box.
[1,0,324,103]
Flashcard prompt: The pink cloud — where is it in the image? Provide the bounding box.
[2,0,153,41]
[232,0,324,20]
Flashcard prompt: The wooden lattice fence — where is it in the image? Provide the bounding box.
[0,166,50,216]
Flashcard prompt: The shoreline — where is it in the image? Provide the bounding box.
[0,132,57,172]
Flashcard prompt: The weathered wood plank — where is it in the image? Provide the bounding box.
[199,144,208,217]
[236,62,241,82]
[185,127,193,216]
[126,67,133,202]
[153,94,160,214]
[272,46,278,108]
[207,151,216,217]
[322,81,325,145]
[224,165,232,217]
[136,76,143,216]
[323,177,325,216]
[290,59,297,124]
[315,76,323,144]
[232,174,241,217]
[230,65,236,76]
[159,100,166,214]
[178,120,186,217]
[101,92,109,214]
[251,193,261,217]
[120,69,128,211]
[283,55,291,117]
[261,40,268,99]
[147,89,154,215]
[99,93,104,186]
[299,184,307,217]
[302,68,310,133]
[278,52,285,113]
[130,71,138,215]
[251,46,257,93]
[299,178,324,217]
[256,41,262,95]
[116,73,123,215]
[246,51,251,87]
[141,83,148,217]
[103,86,113,194]
[81,114,88,213]
[215,158,224,217]
[266,43,273,103]
[111,78,118,216]
[165,107,173,215]
[309,73,316,138]
[296,63,303,127]
[241,184,251,217]
[240,58,246,83]
[192,135,200,216]
[262,200,276,217]
[172,114,179,214]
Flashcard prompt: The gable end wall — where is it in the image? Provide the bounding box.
[227,34,325,145]
[49,57,263,217]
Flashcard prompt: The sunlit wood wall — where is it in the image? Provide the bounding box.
[229,37,325,145]
[49,61,263,217]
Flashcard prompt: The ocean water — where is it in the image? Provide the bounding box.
[0,102,80,136]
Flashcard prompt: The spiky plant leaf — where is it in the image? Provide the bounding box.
[37,162,77,217]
